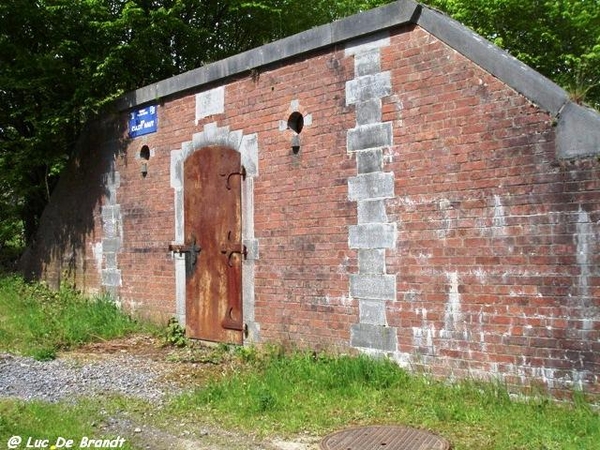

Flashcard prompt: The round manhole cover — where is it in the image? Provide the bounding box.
[319,425,450,450]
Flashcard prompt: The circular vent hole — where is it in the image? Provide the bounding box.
[287,112,304,134]
[140,145,150,160]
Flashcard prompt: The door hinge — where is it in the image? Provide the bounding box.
[226,165,247,190]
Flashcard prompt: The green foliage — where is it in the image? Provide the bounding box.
[423,0,600,108]
[171,349,410,432]
[0,274,145,359]
[164,317,187,348]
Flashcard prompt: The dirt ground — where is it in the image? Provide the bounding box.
[62,335,322,450]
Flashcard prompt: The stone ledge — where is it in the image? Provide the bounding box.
[346,72,392,105]
[101,238,121,254]
[347,122,393,153]
[556,101,600,158]
[356,100,383,127]
[358,249,387,274]
[359,299,388,326]
[357,199,388,224]
[101,269,122,287]
[356,148,384,173]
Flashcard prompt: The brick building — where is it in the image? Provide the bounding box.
[21,0,600,396]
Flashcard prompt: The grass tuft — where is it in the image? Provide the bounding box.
[0,274,147,359]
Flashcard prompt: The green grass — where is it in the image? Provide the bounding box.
[0,397,137,450]
[0,274,598,449]
[168,347,600,449]
[0,274,147,359]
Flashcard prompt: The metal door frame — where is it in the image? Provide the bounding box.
[170,124,259,344]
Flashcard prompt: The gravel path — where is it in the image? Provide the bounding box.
[0,336,320,450]
[0,352,180,403]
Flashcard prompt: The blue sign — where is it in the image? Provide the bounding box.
[129,105,158,138]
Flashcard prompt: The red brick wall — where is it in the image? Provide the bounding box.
[382,27,599,395]
[20,120,121,293]
[23,24,599,395]
[115,99,185,321]
[245,51,359,349]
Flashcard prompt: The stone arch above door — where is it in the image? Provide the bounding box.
[170,122,259,343]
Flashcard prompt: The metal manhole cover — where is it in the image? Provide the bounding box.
[320,425,450,450]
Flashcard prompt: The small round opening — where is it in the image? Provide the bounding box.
[287,112,304,134]
[140,145,150,160]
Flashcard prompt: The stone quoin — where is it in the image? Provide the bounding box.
[20,0,600,397]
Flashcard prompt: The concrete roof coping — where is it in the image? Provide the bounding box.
[116,0,600,158]
[116,0,421,110]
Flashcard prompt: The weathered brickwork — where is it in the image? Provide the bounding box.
[21,2,599,397]
[20,120,123,295]
[381,26,599,395]
[244,50,359,347]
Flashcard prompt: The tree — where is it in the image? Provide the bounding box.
[0,0,390,251]
[423,0,600,108]
[1,0,598,257]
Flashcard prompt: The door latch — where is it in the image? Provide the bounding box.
[227,245,247,267]
[220,244,247,267]
[169,237,202,276]
[222,306,244,331]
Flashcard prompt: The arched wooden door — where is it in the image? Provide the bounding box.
[183,146,244,344]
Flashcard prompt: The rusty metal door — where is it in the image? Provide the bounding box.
[182,146,244,344]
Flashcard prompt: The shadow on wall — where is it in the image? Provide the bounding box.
[18,114,130,292]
